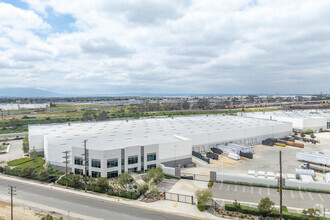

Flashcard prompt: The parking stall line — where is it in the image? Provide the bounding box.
[299,191,304,199]
[308,192,314,201]
[219,184,223,191]
[259,188,261,195]
[267,188,270,196]
[290,191,294,199]
[235,185,237,192]
[227,185,230,191]
[251,187,253,194]
[243,186,245,193]
[318,194,324,202]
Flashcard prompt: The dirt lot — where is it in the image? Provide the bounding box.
[0,200,46,220]
[182,132,330,182]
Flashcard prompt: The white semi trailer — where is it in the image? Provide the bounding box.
[296,152,330,166]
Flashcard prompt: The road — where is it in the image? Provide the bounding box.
[212,183,330,215]
[0,178,196,220]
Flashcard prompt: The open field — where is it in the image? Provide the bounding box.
[0,102,281,134]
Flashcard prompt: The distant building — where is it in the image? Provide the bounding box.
[239,110,330,132]
[29,115,291,178]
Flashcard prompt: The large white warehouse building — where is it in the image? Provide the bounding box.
[29,115,292,178]
[239,110,330,132]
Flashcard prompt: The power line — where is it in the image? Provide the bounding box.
[82,140,88,192]
[62,150,70,189]
[8,185,16,220]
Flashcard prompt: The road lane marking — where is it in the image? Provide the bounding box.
[267,188,270,196]
[299,191,304,199]
[227,185,230,191]
[308,192,314,201]
[251,187,253,194]
[243,186,245,193]
[235,185,237,192]
[318,194,324,202]
[290,191,294,199]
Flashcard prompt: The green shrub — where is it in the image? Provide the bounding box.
[164,174,180,179]
[7,158,33,166]
[107,191,139,200]
[197,205,210,212]
[282,206,288,212]
[208,181,214,187]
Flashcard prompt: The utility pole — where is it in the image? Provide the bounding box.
[279,151,283,220]
[63,150,70,189]
[82,140,88,192]
[8,185,16,220]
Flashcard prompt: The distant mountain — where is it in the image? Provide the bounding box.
[0,88,62,98]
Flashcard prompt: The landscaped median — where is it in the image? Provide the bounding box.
[222,180,330,194]
[2,156,63,182]
[225,203,329,220]
[224,198,330,220]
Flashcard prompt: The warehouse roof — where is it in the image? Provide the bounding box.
[241,110,328,120]
[29,114,289,150]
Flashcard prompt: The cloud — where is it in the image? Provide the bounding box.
[1,0,330,94]
[80,37,134,58]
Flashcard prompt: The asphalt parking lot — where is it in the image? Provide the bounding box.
[212,182,330,216]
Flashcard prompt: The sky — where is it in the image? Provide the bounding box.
[0,0,330,95]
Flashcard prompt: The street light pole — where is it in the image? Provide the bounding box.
[279,150,283,220]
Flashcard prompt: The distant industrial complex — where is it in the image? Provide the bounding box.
[239,110,330,132]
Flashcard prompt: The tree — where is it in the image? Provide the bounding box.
[310,133,316,139]
[233,199,241,211]
[21,165,34,177]
[10,118,20,127]
[302,208,320,219]
[118,171,133,185]
[97,111,108,121]
[195,189,213,209]
[146,167,164,184]
[196,98,210,110]
[137,183,149,194]
[257,197,277,217]
[22,136,29,153]
[72,174,82,187]
[30,147,37,162]
[96,177,109,192]
[301,133,306,138]
[182,100,190,110]
[82,112,92,121]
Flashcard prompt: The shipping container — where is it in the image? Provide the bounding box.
[211,148,223,154]
[296,152,330,166]
[206,152,219,160]
[274,142,286,147]
[192,151,210,163]
[240,152,253,159]
[227,143,254,153]
[217,145,240,155]
[296,168,316,179]
[285,141,304,148]
[228,153,240,160]
[300,174,314,182]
